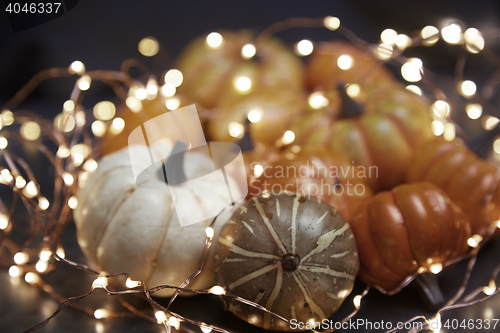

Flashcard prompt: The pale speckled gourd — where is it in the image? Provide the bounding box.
[214,192,359,331]
[74,144,241,296]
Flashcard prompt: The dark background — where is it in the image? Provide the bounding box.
[1,1,500,332]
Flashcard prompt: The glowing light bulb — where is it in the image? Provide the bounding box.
[464,27,485,53]
[57,146,70,158]
[94,309,110,319]
[138,37,159,57]
[429,263,443,274]
[93,276,109,289]
[38,197,49,210]
[234,76,252,93]
[126,278,141,288]
[91,120,107,137]
[431,120,444,136]
[459,80,476,97]
[14,252,29,265]
[205,227,214,239]
[24,181,38,198]
[36,260,48,273]
[209,285,226,295]
[56,246,65,259]
[54,113,76,133]
[442,23,463,45]
[161,83,176,97]
[71,144,90,167]
[77,75,91,91]
[228,122,244,138]
[63,100,75,112]
[432,100,450,118]
[443,122,455,141]
[68,196,78,209]
[353,295,362,309]
[482,116,499,130]
[295,40,314,56]
[15,176,26,189]
[308,91,329,109]
[395,34,412,49]
[483,280,497,296]
[135,88,147,100]
[93,101,116,121]
[337,54,354,70]
[169,316,181,330]
[206,32,224,49]
[155,311,167,324]
[0,213,9,230]
[39,249,52,261]
[421,26,439,46]
[146,79,158,98]
[346,84,361,98]
[62,172,74,186]
[9,265,22,277]
[406,85,422,96]
[253,164,264,177]
[109,117,125,135]
[468,234,483,248]
[281,131,295,145]
[324,16,340,30]
[84,159,98,173]
[428,313,442,332]
[401,58,423,82]
[374,43,393,60]
[247,109,263,123]
[493,139,500,154]
[164,69,183,87]
[69,61,85,74]
[380,29,398,45]
[20,121,41,141]
[1,169,13,183]
[25,272,40,284]
[126,96,142,113]
[166,97,181,110]
[200,323,212,333]
[1,110,14,126]
[0,137,7,149]
[241,44,256,59]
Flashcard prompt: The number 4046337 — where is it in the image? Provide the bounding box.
[5,2,62,14]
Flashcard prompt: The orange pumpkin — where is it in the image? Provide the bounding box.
[176,30,304,109]
[349,182,471,291]
[248,146,373,221]
[406,138,500,235]
[293,84,433,191]
[307,40,395,92]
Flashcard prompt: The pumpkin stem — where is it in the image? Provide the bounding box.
[466,123,500,159]
[236,118,255,152]
[337,83,364,119]
[413,273,445,311]
[161,140,187,185]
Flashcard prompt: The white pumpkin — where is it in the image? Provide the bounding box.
[74,143,242,296]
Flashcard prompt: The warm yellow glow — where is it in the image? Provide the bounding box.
[126,96,142,113]
[228,122,244,138]
[135,87,148,100]
[308,91,329,109]
[346,84,361,98]
[253,164,264,177]
[68,196,78,209]
[401,58,423,82]
[14,252,29,265]
[63,172,74,186]
[247,109,263,123]
[166,97,181,110]
[20,121,41,141]
[209,285,226,295]
[92,120,107,137]
[241,44,257,59]
[76,112,87,128]
[0,137,7,149]
[464,28,485,53]
[93,101,116,121]
[200,323,212,333]
[282,130,295,145]
[442,23,463,45]
[465,104,483,119]
[9,265,22,277]
[126,278,141,288]
[482,116,499,130]
[15,176,26,189]
[38,197,50,210]
[460,80,476,97]
[324,16,340,30]
[71,144,90,167]
[494,139,500,154]
[429,263,443,274]
[36,260,48,273]
[432,100,450,118]
[161,83,176,97]
[155,311,167,324]
[56,246,65,259]
[0,213,9,230]
[395,34,412,49]
[25,272,40,284]
[84,159,98,173]
[406,85,422,96]
[1,169,13,183]
[428,313,442,332]
[337,54,354,70]
[295,40,314,56]
[169,316,181,330]
[146,79,158,98]
[94,309,110,319]
[291,145,301,153]
[63,100,75,112]
[24,181,38,198]
[93,276,109,289]
[1,110,14,126]
[54,113,76,133]
[164,69,183,87]
[374,43,393,60]
[110,117,125,135]
[57,145,70,158]
[69,61,85,74]
[431,120,444,136]
[79,172,89,187]
[77,75,91,91]
[39,249,52,261]
[205,227,214,239]
[138,37,159,57]
[353,295,362,309]
[483,280,497,296]
[380,29,398,45]
[443,122,455,141]
[206,32,224,49]
[468,234,483,248]
[421,26,439,46]
[234,76,252,92]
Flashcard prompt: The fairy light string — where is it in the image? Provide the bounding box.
[0,15,499,333]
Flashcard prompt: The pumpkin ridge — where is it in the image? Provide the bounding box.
[411,144,459,183]
[383,113,415,151]
[351,118,375,174]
